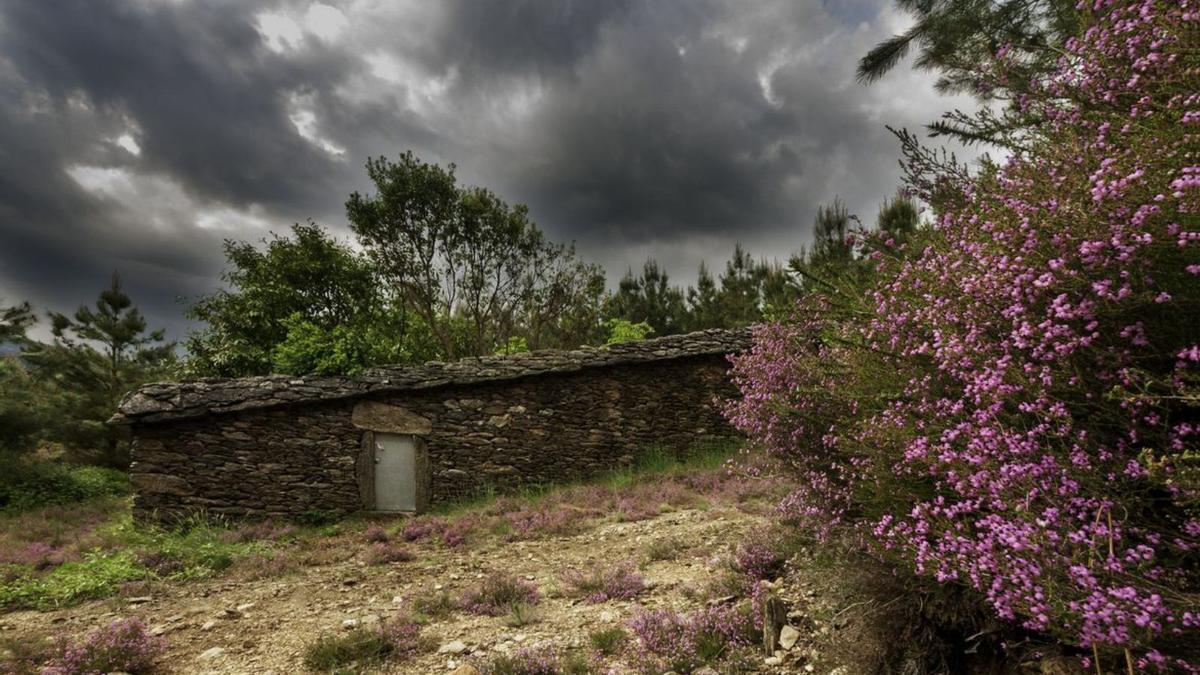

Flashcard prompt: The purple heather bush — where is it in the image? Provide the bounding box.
[475,646,584,675]
[399,516,444,542]
[734,529,787,582]
[627,605,756,674]
[502,505,590,540]
[561,561,645,603]
[725,0,1200,669]
[365,541,415,565]
[40,617,166,675]
[458,573,540,616]
[362,524,389,543]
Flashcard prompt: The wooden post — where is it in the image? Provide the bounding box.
[762,592,787,654]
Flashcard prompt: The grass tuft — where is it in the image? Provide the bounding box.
[588,627,628,656]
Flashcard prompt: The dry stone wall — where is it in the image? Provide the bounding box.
[121,329,749,522]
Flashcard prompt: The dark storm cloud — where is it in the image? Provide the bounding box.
[0,0,977,340]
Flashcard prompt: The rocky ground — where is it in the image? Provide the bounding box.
[1,495,833,674]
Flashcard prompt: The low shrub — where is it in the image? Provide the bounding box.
[458,573,539,616]
[302,617,421,671]
[364,542,414,565]
[502,506,589,540]
[408,588,455,621]
[41,617,166,675]
[626,605,757,674]
[0,461,128,513]
[476,646,590,675]
[560,562,644,603]
[399,516,445,542]
[733,528,790,581]
[642,537,684,563]
[362,525,389,543]
[218,521,297,544]
[503,601,540,627]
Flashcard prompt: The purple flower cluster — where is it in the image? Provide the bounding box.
[375,617,421,656]
[0,541,73,571]
[726,0,1199,669]
[399,515,473,547]
[626,605,755,673]
[502,505,590,539]
[561,561,645,603]
[41,617,166,675]
[734,530,784,581]
[476,646,563,674]
[364,541,415,565]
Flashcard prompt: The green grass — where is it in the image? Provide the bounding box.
[302,628,396,672]
[0,437,747,611]
[408,588,455,622]
[589,627,628,656]
[643,537,686,563]
[434,437,741,517]
[0,550,145,608]
[0,506,292,609]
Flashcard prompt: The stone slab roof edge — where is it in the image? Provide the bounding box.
[110,327,753,426]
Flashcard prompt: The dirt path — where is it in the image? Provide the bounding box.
[2,504,790,674]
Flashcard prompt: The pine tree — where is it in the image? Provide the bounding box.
[24,274,174,467]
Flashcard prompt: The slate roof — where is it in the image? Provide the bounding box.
[110,327,752,426]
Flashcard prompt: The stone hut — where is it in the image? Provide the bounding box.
[111,328,752,522]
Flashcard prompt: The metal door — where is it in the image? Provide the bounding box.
[374,433,416,511]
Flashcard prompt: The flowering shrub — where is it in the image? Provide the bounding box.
[475,646,591,675]
[400,516,446,542]
[364,541,415,565]
[41,617,166,675]
[560,561,645,603]
[733,529,787,581]
[626,605,756,674]
[502,505,591,539]
[362,524,389,543]
[458,573,540,616]
[0,542,73,572]
[726,0,1199,669]
[217,520,296,544]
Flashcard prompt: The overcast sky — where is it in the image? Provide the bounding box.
[0,0,978,341]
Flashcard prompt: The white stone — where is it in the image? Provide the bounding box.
[198,647,225,660]
[438,640,468,655]
[342,619,359,629]
[200,620,217,631]
[780,625,800,650]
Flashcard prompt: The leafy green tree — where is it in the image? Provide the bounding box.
[603,259,688,336]
[604,318,654,345]
[23,275,174,467]
[185,222,384,377]
[518,242,607,350]
[268,310,443,376]
[348,152,601,358]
